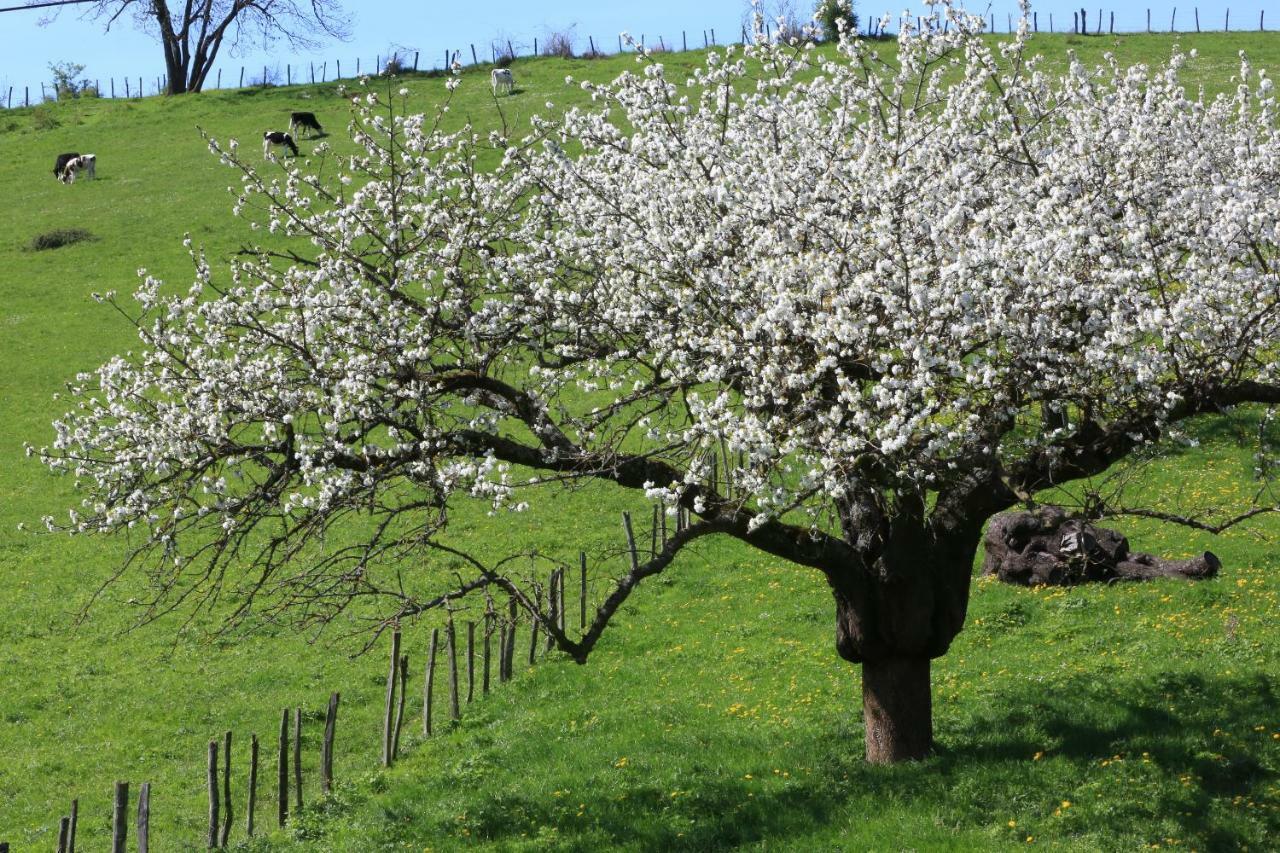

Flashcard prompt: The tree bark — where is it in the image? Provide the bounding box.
[861,657,933,763]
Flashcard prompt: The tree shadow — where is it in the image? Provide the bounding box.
[365,670,1278,850]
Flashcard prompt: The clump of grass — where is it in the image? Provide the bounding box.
[27,228,95,251]
[31,105,59,131]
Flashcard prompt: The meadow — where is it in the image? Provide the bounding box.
[0,31,1278,850]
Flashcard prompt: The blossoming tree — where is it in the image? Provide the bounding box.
[41,6,1280,763]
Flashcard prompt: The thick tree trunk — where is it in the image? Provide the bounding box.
[861,657,932,763]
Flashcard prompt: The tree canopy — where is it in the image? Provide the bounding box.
[39,5,1280,762]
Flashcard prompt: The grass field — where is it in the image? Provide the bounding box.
[0,31,1278,851]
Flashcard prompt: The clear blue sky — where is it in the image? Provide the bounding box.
[0,1,1263,100]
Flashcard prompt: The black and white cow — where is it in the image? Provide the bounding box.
[53,152,80,180]
[289,111,323,138]
[59,153,96,184]
[262,131,299,158]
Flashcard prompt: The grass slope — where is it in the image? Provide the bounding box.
[0,33,1277,851]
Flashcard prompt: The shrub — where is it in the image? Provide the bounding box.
[27,228,95,251]
[543,28,576,58]
[31,106,59,131]
[492,40,516,68]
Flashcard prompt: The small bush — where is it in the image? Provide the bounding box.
[543,28,576,58]
[31,106,59,131]
[492,40,517,68]
[27,228,95,252]
[49,60,93,100]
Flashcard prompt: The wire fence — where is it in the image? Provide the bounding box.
[4,6,1276,110]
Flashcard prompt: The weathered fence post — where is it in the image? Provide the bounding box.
[683,30,687,50]
[1110,11,1115,33]
[506,598,518,679]
[413,51,419,70]
[1262,10,1266,30]
[221,730,233,846]
[623,512,640,573]
[534,37,538,56]
[392,655,409,759]
[216,69,220,89]
[293,708,303,812]
[448,614,461,721]
[710,27,716,45]
[57,817,70,853]
[336,59,341,79]
[1033,11,1038,31]
[137,782,150,853]
[587,36,596,56]
[580,552,588,631]
[546,571,558,652]
[1226,9,1230,30]
[528,586,540,665]
[208,740,220,847]
[1172,7,1177,31]
[112,782,129,853]
[471,44,478,64]
[483,607,492,695]
[424,628,438,735]
[466,621,476,702]
[1195,7,1200,31]
[498,616,509,683]
[247,733,259,836]
[322,693,339,795]
[277,709,289,826]
[239,67,244,87]
[68,798,78,853]
[382,629,401,766]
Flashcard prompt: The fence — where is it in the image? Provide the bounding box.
[6,6,1277,110]
[0,506,688,850]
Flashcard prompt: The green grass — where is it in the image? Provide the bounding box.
[0,33,1278,851]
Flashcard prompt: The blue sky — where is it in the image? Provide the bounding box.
[0,1,1261,101]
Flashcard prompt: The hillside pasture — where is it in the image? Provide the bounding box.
[0,33,1278,850]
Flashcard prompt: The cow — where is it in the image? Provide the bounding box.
[491,67,514,96]
[59,153,96,184]
[53,152,80,180]
[262,131,299,158]
[289,111,323,138]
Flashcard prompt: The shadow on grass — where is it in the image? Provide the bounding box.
[353,671,1278,851]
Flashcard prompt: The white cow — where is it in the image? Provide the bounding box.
[491,67,514,96]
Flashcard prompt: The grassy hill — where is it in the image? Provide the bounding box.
[1,32,1278,851]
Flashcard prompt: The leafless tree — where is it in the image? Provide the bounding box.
[77,1,351,94]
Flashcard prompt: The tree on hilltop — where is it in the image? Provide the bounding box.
[71,0,350,94]
[39,6,1280,763]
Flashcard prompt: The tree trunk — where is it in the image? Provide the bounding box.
[861,657,932,763]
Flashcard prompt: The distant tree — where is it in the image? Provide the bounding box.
[40,7,1280,764]
[815,0,859,40]
[79,1,351,94]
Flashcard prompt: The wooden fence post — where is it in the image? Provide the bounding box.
[546,572,558,652]
[336,59,341,79]
[247,733,259,836]
[447,615,461,721]
[293,708,303,812]
[580,553,588,631]
[505,598,517,679]
[498,617,509,683]
[534,37,538,56]
[711,27,716,45]
[239,67,244,87]
[1226,9,1230,30]
[322,693,339,795]
[208,740,220,847]
[382,629,401,766]
[483,608,492,694]
[221,730,233,846]
[466,621,476,702]
[1195,6,1200,31]
[623,512,640,573]
[424,629,438,735]
[1111,11,1115,32]
[112,782,129,853]
[528,585,540,665]
[588,36,596,56]
[414,51,419,70]
[1262,10,1266,30]
[68,798,78,853]
[392,655,409,759]
[278,709,289,827]
[57,817,70,853]
[1172,7,1177,31]
[137,782,150,853]
[216,69,220,89]
[683,30,687,51]
[471,44,478,64]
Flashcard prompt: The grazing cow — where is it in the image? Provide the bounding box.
[59,153,96,184]
[491,67,514,96]
[289,111,323,138]
[53,152,79,180]
[262,130,299,158]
